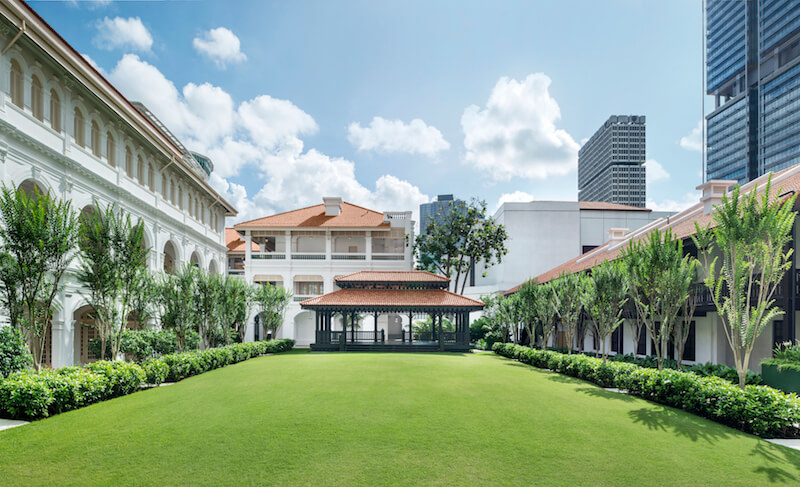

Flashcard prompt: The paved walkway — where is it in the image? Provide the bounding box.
[0,418,28,432]
[765,439,800,451]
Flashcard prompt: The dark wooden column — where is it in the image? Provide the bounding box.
[374,312,379,342]
[438,313,444,351]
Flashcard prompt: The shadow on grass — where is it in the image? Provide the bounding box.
[575,386,637,403]
[627,406,732,444]
[749,439,800,483]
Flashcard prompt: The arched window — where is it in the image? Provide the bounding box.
[201,202,206,224]
[170,180,176,204]
[147,163,154,191]
[73,107,85,148]
[9,60,23,108]
[125,147,133,178]
[178,186,184,210]
[137,155,145,183]
[31,76,43,121]
[195,198,199,220]
[161,173,168,199]
[49,90,61,132]
[106,132,116,167]
[91,121,101,157]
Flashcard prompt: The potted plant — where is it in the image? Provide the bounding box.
[760,341,800,394]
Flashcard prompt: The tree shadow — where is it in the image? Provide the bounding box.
[626,406,732,444]
[575,386,637,403]
[749,439,800,483]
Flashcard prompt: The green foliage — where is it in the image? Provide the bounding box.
[77,203,150,361]
[89,329,201,362]
[693,176,798,388]
[252,283,292,340]
[494,343,800,438]
[0,339,296,420]
[469,316,491,342]
[0,184,78,369]
[582,259,628,361]
[0,326,32,377]
[549,272,584,354]
[194,270,222,349]
[414,198,508,293]
[155,265,199,352]
[216,276,253,345]
[762,340,800,372]
[624,227,698,369]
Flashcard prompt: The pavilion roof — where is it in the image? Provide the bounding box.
[300,288,484,311]
[226,228,258,253]
[335,270,449,283]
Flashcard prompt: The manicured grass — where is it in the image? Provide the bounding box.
[2,352,799,486]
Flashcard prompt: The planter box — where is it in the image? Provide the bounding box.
[761,363,800,394]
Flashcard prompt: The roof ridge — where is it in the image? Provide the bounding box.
[234,203,325,226]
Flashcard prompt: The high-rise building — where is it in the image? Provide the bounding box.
[419,194,464,234]
[705,0,800,182]
[578,115,646,208]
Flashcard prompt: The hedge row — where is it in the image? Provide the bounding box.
[493,343,800,438]
[0,339,294,420]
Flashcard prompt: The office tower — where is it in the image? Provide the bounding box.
[578,115,646,208]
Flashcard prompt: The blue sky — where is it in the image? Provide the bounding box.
[29,0,706,223]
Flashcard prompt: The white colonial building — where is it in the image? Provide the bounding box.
[0,0,237,367]
[230,197,414,346]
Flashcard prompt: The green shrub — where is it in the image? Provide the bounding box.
[761,341,800,373]
[89,329,203,362]
[0,372,54,419]
[40,368,107,414]
[0,327,33,377]
[141,359,169,385]
[84,361,145,397]
[494,343,800,438]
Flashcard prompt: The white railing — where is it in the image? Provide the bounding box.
[291,253,326,260]
[251,253,286,260]
[331,253,366,260]
[372,253,404,261]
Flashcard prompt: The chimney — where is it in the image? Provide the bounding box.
[696,180,736,215]
[323,197,343,216]
[606,228,629,245]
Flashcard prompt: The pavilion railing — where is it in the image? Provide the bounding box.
[316,330,385,344]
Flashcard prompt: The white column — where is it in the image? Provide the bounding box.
[244,230,252,281]
[51,290,76,367]
[285,230,292,259]
[325,230,332,260]
[366,231,372,261]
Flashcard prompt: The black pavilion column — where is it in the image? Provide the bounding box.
[374,312,379,342]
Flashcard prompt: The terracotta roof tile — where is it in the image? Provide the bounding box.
[335,271,449,283]
[226,228,258,252]
[234,202,389,228]
[300,289,484,308]
[516,166,800,288]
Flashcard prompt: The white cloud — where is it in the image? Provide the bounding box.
[193,27,247,68]
[94,17,153,52]
[646,192,700,213]
[347,117,450,157]
[108,54,427,224]
[645,158,670,186]
[81,53,106,76]
[461,73,579,181]
[494,190,534,213]
[679,120,704,152]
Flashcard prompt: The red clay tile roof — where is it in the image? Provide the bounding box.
[521,166,800,288]
[300,289,484,308]
[234,202,389,228]
[226,228,258,252]
[578,201,652,212]
[335,271,449,283]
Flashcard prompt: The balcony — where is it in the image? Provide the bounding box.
[291,253,326,260]
[252,253,286,260]
[332,253,366,260]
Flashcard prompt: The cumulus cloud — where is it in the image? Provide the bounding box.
[108,54,427,224]
[646,192,700,213]
[81,53,106,76]
[94,17,153,52]
[348,117,450,157]
[645,158,670,186]
[461,73,579,181]
[193,27,247,68]
[679,120,704,152]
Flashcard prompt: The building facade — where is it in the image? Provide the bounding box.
[231,198,415,347]
[0,1,236,367]
[419,194,463,235]
[706,0,800,182]
[466,200,672,297]
[528,168,800,372]
[578,115,646,208]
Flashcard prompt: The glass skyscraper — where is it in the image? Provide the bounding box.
[419,194,464,235]
[706,0,800,182]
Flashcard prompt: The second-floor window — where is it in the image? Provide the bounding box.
[106,132,116,167]
[125,147,133,178]
[295,281,323,296]
[31,75,43,121]
[91,121,101,157]
[10,60,23,108]
[49,90,61,132]
[73,107,85,148]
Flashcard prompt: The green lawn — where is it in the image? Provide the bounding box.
[1,351,799,486]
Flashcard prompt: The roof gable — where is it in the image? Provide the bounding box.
[235,202,388,229]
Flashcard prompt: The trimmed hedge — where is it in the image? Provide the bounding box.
[493,343,800,438]
[0,339,295,420]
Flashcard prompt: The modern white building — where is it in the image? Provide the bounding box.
[230,197,415,347]
[466,201,673,297]
[0,0,237,367]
